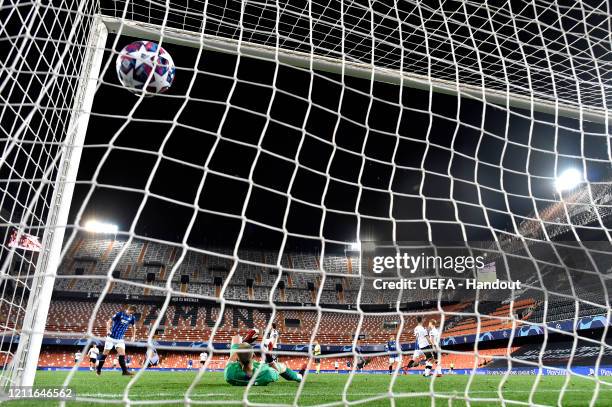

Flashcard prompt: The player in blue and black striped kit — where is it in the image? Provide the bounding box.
[96,305,137,376]
[385,336,400,374]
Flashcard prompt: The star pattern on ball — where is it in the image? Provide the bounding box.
[115,41,175,95]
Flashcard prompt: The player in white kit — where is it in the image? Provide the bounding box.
[199,350,208,368]
[262,323,280,366]
[87,344,99,371]
[74,351,82,366]
[428,319,443,377]
[405,316,435,376]
[146,344,160,368]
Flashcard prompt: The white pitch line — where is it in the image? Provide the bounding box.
[76,388,612,399]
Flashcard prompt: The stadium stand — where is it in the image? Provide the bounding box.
[14,231,604,371]
[39,295,604,347]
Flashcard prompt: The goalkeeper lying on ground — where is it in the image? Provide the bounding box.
[224,331,305,386]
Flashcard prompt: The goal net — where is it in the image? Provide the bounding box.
[0,0,610,405]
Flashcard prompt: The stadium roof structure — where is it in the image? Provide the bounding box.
[498,178,612,247]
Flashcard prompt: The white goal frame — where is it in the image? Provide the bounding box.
[6,17,108,388]
[100,16,610,125]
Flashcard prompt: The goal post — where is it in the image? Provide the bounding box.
[4,17,108,388]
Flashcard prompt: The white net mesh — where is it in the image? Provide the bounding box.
[101,0,612,110]
[0,0,611,405]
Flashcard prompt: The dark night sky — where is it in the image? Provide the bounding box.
[67,31,611,253]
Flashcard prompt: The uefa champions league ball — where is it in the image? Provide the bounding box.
[116,41,175,95]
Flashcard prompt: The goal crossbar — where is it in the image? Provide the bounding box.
[101,16,610,125]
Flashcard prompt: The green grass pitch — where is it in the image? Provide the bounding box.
[5,370,612,406]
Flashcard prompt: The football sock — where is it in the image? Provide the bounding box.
[118,355,128,373]
[389,366,393,374]
[97,354,107,373]
[316,365,320,374]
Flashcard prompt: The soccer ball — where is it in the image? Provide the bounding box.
[115,41,175,95]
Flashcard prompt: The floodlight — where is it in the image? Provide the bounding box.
[555,168,583,192]
[84,220,118,234]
